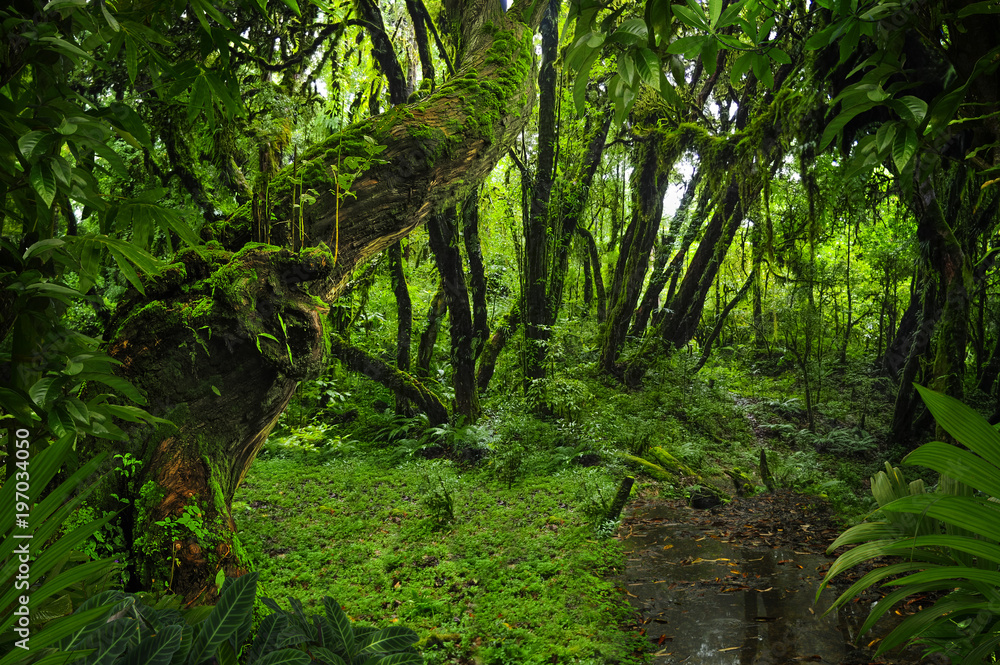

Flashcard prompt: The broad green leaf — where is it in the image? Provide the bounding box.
[359,626,418,654]
[666,35,704,57]
[30,159,58,208]
[251,650,312,665]
[905,441,1000,497]
[730,51,753,87]
[819,101,877,151]
[323,597,355,656]
[19,131,51,159]
[359,654,423,665]
[893,95,928,124]
[708,0,722,27]
[915,385,1000,469]
[572,49,601,115]
[673,4,708,31]
[109,102,152,150]
[75,372,146,405]
[717,0,750,29]
[891,125,917,172]
[100,0,120,31]
[618,51,636,86]
[188,572,259,665]
[875,121,898,154]
[125,35,138,84]
[607,18,648,46]
[635,47,662,92]
[767,47,791,65]
[276,0,301,16]
[701,38,719,76]
[121,624,182,665]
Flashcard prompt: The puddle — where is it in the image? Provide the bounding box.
[621,503,946,664]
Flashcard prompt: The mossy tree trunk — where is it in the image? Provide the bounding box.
[87,0,546,602]
[599,129,671,374]
[389,241,412,415]
[427,205,481,423]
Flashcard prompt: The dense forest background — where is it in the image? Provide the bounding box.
[3,0,1000,663]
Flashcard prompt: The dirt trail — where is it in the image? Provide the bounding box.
[617,491,949,664]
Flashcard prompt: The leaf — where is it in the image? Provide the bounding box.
[75,372,146,405]
[323,597,355,657]
[19,131,51,159]
[673,3,708,31]
[359,626,418,654]
[894,95,928,124]
[607,18,648,46]
[819,101,877,151]
[276,0,301,16]
[891,125,917,172]
[109,102,152,150]
[100,0,120,31]
[914,385,1000,469]
[730,51,753,87]
[125,35,138,84]
[211,385,222,396]
[767,47,791,65]
[635,47,662,92]
[30,159,58,208]
[666,35,704,57]
[708,0,722,27]
[251,650,312,665]
[188,572,259,665]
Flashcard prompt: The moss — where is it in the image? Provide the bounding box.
[646,446,697,477]
[620,454,675,482]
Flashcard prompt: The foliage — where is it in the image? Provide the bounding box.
[257,594,422,665]
[0,435,118,663]
[819,386,1000,663]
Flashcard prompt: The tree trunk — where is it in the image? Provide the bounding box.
[462,191,490,359]
[87,0,547,601]
[389,241,412,414]
[476,301,521,393]
[329,334,447,425]
[417,282,447,379]
[694,268,757,372]
[522,0,559,387]
[427,207,481,422]
[599,133,670,373]
[631,167,703,337]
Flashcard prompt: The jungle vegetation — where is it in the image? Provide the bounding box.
[2,0,1000,662]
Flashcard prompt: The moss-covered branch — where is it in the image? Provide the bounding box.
[328,334,448,425]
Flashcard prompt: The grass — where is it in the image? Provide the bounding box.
[234,445,643,664]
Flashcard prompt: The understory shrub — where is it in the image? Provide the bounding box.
[819,385,1000,663]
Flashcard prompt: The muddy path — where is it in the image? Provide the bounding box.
[616,491,949,665]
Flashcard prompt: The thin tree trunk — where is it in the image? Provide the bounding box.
[427,207,481,422]
[389,241,412,414]
[476,301,521,392]
[462,191,490,359]
[330,334,447,425]
[417,282,447,379]
[694,268,757,372]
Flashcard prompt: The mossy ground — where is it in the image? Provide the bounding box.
[231,331,893,664]
[234,449,643,664]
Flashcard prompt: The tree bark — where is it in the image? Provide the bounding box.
[329,334,447,425]
[417,282,447,379]
[462,192,490,359]
[476,301,521,393]
[427,207,481,422]
[88,0,547,601]
[389,241,412,414]
[599,133,670,373]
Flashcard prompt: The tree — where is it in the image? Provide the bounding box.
[2,0,548,601]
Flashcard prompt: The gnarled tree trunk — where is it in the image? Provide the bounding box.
[86,0,546,602]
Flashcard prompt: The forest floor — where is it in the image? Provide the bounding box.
[236,356,940,664]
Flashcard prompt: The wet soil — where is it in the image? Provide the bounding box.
[617,490,949,665]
